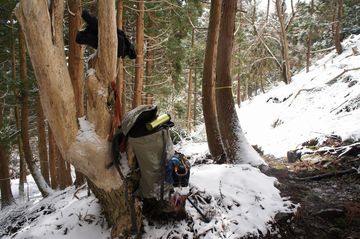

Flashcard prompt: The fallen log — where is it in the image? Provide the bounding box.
[293,168,357,181]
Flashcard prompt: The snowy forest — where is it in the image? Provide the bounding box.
[0,0,359,238]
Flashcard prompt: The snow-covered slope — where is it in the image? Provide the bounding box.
[238,34,360,158]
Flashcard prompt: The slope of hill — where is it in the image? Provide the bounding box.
[238,34,360,158]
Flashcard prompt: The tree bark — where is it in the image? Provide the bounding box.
[116,0,126,116]
[11,16,27,197]
[187,68,193,132]
[0,103,15,208]
[306,0,314,73]
[36,96,50,185]
[202,0,224,161]
[68,0,86,187]
[334,0,344,55]
[56,144,72,189]
[187,28,195,132]
[215,0,263,165]
[133,0,145,108]
[48,126,58,189]
[15,1,141,236]
[275,0,292,84]
[19,25,52,197]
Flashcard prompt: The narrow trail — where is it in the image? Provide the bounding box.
[262,156,360,239]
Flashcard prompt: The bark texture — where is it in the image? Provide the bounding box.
[36,96,50,184]
[68,0,86,187]
[202,0,224,160]
[215,0,263,166]
[334,0,344,55]
[0,103,15,208]
[15,1,141,236]
[133,0,145,108]
[19,25,51,197]
[275,0,292,84]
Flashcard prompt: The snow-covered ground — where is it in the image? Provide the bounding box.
[1,34,359,239]
[0,163,295,238]
[239,34,360,158]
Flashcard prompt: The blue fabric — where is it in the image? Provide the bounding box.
[165,156,181,184]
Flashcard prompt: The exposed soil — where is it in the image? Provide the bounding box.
[262,155,360,239]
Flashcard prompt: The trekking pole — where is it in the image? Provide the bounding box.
[187,197,210,223]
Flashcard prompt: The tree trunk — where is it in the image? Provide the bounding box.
[48,126,58,189]
[56,145,72,189]
[215,0,263,165]
[116,0,126,117]
[68,0,86,187]
[19,25,52,197]
[193,69,197,125]
[36,96,50,185]
[0,103,15,208]
[202,0,224,161]
[276,0,292,84]
[11,16,27,198]
[15,1,141,236]
[187,67,193,132]
[334,0,344,54]
[306,0,314,73]
[133,0,145,108]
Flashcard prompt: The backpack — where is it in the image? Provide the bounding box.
[120,105,190,200]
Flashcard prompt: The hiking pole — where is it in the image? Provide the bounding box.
[187,197,210,223]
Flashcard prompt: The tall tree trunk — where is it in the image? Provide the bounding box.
[276,0,292,84]
[68,0,86,187]
[215,0,263,165]
[187,28,195,132]
[193,69,197,125]
[202,0,224,161]
[133,0,145,108]
[116,0,126,117]
[334,0,344,54]
[0,103,15,208]
[187,68,193,132]
[145,0,155,88]
[36,96,50,184]
[11,16,27,198]
[19,26,52,197]
[306,0,314,72]
[48,126,58,189]
[15,1,141,236]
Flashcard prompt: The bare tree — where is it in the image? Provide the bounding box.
[202,0,224,161]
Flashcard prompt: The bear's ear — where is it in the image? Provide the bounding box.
[81,10,98,35]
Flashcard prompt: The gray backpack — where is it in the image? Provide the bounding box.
[121,105,174,200]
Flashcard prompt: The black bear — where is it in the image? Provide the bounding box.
[76,10,136,59]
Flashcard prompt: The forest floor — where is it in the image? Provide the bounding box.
[261,150,360,239]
